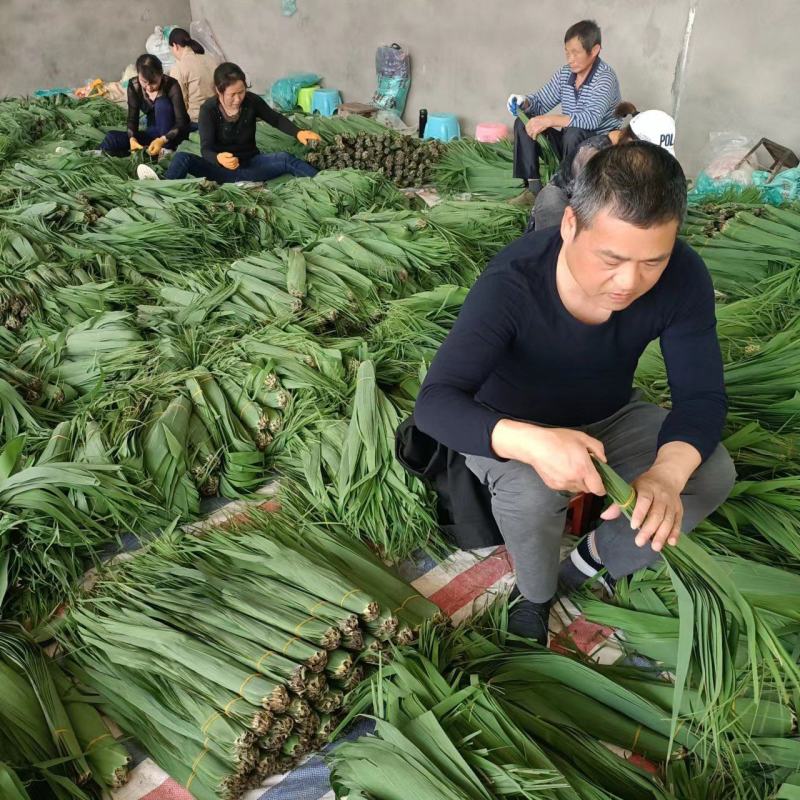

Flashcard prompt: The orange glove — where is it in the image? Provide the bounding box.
[217,151,239,170]
[129,137,144,152]
[147,136,168,156]
[297,130,321,146]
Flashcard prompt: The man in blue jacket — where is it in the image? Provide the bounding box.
[508,19,622,193]
[415,143,735,644]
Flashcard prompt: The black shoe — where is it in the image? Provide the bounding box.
[527,178,543,195]
[557,555,616,596]
[507,586,552,645]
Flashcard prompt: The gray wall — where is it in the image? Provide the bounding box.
[188,0,798,175]
[187,0,686,137]
[1,0,796,176]
[677,0,798,172]
[0,0,190,97]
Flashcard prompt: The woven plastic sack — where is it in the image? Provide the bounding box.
[145,25,177,71]
[270,73,322,112]
[373,44,410,115]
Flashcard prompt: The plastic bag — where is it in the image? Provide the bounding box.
[375,109,414,133]
[703,132,757,181]
[120,64,137,87]
[376,43,410,78]
[754,167,800,204]
[73,79,107,99]
[33,87,73,98]
[270,73,322,112]
[145,25,177,71]
[190,18,226,63]
[373,44,411,116]
[689,132,759,201]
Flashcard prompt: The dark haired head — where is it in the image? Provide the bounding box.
[564,20,601,52]
[570,141,687,232]
[168,27,205,54]
[614,101,638,119]
[614,102,640,145]
[135,54,163,84]
[213,62,248,94]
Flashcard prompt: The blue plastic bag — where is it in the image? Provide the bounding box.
[688,171,766,203]
[753,167,800,204]
[270,73,322,112]
[33,87,73,98]
[373,44,410,116]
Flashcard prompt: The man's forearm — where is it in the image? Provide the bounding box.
[544,113,571,129]
[491,418,543,460]
[651,441,702,491]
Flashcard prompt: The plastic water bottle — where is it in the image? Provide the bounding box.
[418,109,428,138]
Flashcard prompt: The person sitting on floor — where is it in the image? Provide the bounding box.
[142,62,321,183]
[100,54,190,157]
[530,103,676,231]
[414,143,735,646]
[168,27,219,127]
[507,19,622,195]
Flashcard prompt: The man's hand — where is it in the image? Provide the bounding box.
[129,137,144,152]
[491,419,607,495]
[626,466,684,552]
[507,94,528,116]
[601,442,702,552]
[525,115,553,138]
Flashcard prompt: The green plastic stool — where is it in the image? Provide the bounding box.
[297,85,320,112]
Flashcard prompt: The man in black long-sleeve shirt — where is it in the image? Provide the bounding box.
[415,143,735,643]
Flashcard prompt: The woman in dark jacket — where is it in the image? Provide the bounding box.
[152,62,320,183]
[100,54,190,157]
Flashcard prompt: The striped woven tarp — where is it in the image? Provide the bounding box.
[112,529,633,800]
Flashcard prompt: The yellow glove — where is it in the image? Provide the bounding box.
[147,136,168,156]
[129,137,144,152]
[297,130,321,146]
[217,152,239,170]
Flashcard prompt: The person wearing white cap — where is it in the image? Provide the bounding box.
[630,109,676,155]
[529,103,677,231]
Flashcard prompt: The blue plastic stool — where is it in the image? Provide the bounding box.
[311,89,342,117]
[423,113,461,142]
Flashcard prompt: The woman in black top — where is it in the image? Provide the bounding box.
[160,62,320,183]
[100,55,190,157]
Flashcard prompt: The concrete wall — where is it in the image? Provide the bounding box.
[2,0,795,175]
[0,0,190,97]
[188,0,798,176]
[677,0,798,172]
[188,0,688,137]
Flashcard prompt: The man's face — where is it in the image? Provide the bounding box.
[560,207,678,312]
[565,37,600,73]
